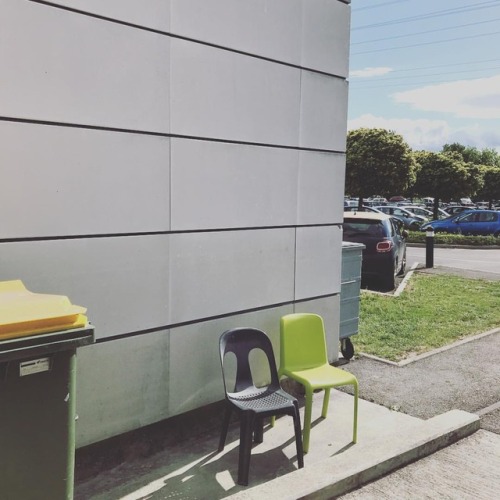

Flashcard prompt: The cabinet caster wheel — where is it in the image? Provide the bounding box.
[341,338,355,360]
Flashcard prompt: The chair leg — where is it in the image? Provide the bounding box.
[218,405,232,452]
[253,417,264,444]
[302,386,313,454]
[353,380,359,444]
[321,387,331,418]
[292,402,304,469]
[238,412,254,486]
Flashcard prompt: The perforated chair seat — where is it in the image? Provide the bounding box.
[228,387,297,412]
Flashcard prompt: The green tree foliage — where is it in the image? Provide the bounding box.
[413,151,471,217]
[464,162,485,200]
[346,128,416,206]
[442,143,500,167]
[476,166,500,207]
[480,149,500,168]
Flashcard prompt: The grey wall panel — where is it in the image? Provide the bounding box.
[170,0,301,65]
[49,0,171,31]
[76,330,170,447]
[300,71,349,152]
[169,230,295,324]
[294,295,340,362]
[0,122,170,237]
[0,0,169,132]
[170,39,301,146]
[295,226,342,300]
[169,305,293,416]
[301,0,351,77]
[170,139,299,230]
[0,236,170,338]
[297,151,345,225]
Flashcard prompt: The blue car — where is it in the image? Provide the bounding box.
[421,210,500,236]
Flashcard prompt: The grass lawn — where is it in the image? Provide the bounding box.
[357,272,500,362]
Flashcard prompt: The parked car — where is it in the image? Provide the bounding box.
[344,199,358,208]
[404,205,449,219]
[444,205,473,216]
[343,212,408,290]
[344,205,382,213]
[421,210,500,236]
[389,195,406,203]
[374,206,426,230]
[475,202,489,210]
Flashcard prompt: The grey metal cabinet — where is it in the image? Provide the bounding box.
[340,242,364,359]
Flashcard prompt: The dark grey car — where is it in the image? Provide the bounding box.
[343,212,408,290]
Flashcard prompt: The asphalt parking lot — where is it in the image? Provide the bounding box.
[341,328,500,434]
[344,262,500,435]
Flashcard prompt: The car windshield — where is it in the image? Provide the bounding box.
[343,220,385,237]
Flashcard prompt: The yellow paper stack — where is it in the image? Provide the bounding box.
[0,280,87,340]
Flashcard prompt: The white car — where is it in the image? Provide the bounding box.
[404,205,449,219]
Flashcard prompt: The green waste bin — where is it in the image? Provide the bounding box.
[0,281,94,500]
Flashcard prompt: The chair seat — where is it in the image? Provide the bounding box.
[228,388,296,413]
[284,364,357,390]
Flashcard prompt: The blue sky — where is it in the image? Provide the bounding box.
[348,0,500,152]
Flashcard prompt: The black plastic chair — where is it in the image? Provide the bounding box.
[218,327,304,486]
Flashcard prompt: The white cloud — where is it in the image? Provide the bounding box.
[393,75,500,119]
[447,125,500,152]
[348,114,450,150]
[349,67,393,78]
[348,114,500,152]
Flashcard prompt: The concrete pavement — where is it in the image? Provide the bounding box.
[75,389,479,499]
[341,430,500,499]
[75,264,499,499]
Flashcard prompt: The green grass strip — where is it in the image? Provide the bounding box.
[357,273,500,361]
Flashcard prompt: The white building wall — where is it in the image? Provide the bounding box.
[0,0,351,446]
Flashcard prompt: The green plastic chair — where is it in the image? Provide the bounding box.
[278,313,358,453]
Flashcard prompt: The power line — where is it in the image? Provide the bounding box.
[349,58,500,77]
[349,74,499,90]
[351,65,500,83]
[390,57,500,73]
[352,0,412,12]
[352,1,500,31]
[351,17,500,45]
[351,30,500,55]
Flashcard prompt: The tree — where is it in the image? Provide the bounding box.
[442,143,482,164]
[476,166,500,208]
[346,128,417,209]
[413,151,471,218]
[442,143,500,167]
[463,162,484,201]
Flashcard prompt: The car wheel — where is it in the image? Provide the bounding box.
[397,250,407,276]
[494,230,500,238]
[384,260,397,290]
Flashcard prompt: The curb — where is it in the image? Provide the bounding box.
[359,327,500,367]
[407,243,500,250]
[229,410,480,499]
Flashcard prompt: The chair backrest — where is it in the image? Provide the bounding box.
[280,313,329,372]
[219,327,280,394]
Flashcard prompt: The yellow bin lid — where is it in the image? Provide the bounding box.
[0,280,88,340]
